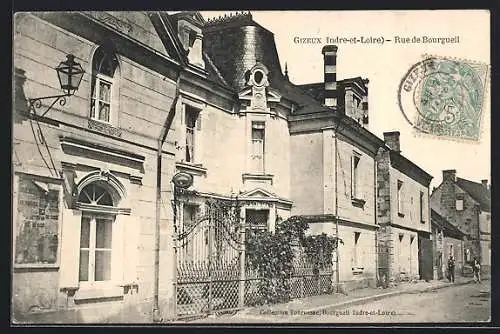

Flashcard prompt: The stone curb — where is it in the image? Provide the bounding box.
[302,280,474,313]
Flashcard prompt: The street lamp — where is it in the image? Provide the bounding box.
[28,54,85,118]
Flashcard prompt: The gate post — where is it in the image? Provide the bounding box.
[172,186,179,319]
[238,208,246,308]
[207,205,213,315]
[172,228,178,318]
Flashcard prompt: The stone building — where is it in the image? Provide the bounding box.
[375,132,433,283]
[431,209,467,280]
[12,11,221,322]
[430,170,491,275]
[287,47,383,290]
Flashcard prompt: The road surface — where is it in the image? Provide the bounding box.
[192,281,490,323]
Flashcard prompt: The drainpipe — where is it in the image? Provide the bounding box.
[333,119,340,292]
[153,74,181,322]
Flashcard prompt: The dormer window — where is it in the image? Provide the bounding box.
[353,95,361,110]
[254,70,264,85]
[188,30,197,48]
[175,16,205,69]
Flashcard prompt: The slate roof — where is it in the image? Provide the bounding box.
[270,73,333,115]
[456,177,491,212]
[431,209,466,239]
[298,77,368,104]
[202,51,232,89]
[201,11,333,114]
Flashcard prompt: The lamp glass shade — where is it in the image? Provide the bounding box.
[56,54,85,95]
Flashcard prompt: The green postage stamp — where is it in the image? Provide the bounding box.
[398,55,489,141]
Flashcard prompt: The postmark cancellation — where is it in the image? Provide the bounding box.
[398,55,490,142]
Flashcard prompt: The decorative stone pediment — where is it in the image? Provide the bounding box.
[238,63,281,113]
[240,188,276,199]
[239,187,293,209]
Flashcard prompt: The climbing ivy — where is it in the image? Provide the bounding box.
[245,216,342,305]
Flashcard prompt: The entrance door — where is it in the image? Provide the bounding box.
[418,235,433,281]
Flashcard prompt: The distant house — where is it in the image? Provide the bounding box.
[375,132,433,283]
[431,170,491,275]
[431,209,467,280]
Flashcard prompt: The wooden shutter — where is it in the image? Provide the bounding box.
[59,209,82,288]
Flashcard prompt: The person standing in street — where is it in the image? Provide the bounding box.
[447,255,455,283]
[473,257,481,283]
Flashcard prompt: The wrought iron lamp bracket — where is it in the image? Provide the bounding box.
[28,93,71,118]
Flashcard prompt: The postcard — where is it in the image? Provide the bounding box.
[12,10,490,324]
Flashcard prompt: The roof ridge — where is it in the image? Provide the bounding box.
[205,11,252,26]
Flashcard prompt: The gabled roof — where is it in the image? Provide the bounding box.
[456,177,491,212]
[431,209,466,239]
[389,151,433,187]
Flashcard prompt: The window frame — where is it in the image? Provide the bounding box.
[419,191,425,223]
[184,105,201,163]
[90,73,114,124]
[251,121,266,174]
[13,173,63,269]
[351,153,361,199]
[352,232,362,269]
[455,198,464,211]
[397,180,404,217]
[78,214,115,286]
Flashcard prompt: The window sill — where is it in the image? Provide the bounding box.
[74,284,124,304]
[398,212,405,218]
[176,161,207,176]
[87,119,122,138]
[13,263,60,270]
[351,197,366,209]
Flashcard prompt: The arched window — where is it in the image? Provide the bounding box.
[90,46,119,123]
[78,182,114,206]
[77,182,115,284]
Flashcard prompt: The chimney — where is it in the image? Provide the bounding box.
[442,170,457,182]
[362,78,369,126]
[481,179,488,188]
[322,45,338,107]
[383,131,401,153]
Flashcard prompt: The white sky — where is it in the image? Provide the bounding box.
[200,10,491,188]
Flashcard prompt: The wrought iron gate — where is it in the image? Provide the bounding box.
[175,198,244,319]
